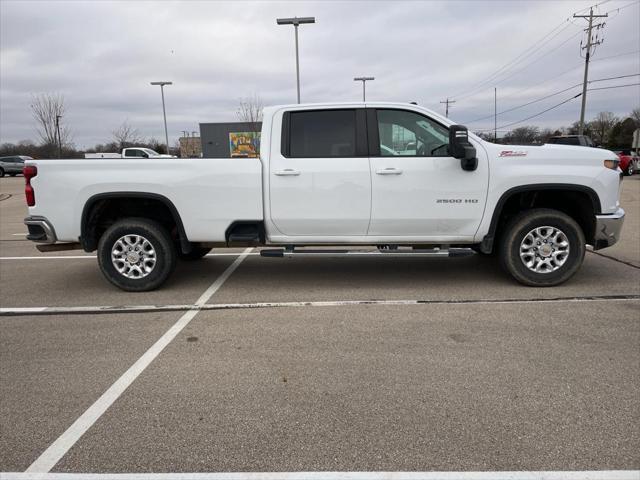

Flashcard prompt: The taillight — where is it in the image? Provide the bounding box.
[23,165,37,206]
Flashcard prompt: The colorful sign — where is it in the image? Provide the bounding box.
[229,132,261,158]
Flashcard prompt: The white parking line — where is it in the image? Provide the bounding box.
[0,253,260,260]
[11,233,27,236]
[1,470,638,479]
[1,295,638,317]
[24,248,253,473]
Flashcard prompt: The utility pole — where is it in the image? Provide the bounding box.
[55,115,62,158]
[494,88,497,143]
[354,77,375,101]
[440,98,455,118]
[574,7,607,135]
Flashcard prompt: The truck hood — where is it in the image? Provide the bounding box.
[482,142,618,163]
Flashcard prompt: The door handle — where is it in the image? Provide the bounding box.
[376,167,403,175]
[274,169,301,176]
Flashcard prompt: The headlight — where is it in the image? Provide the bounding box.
[604,159,620,170]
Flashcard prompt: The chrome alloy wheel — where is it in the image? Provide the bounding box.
[111,234,157,279]
[519,226,570,273]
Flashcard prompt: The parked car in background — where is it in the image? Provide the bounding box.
[546,135,595,147]
[0,156,32,177]
[613,149,635,176]
[84,147,176,159]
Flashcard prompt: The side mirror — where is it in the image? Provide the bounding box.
[449,125,478,171]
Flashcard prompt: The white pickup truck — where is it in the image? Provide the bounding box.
[84,147,176,159]
[23,102,625,291]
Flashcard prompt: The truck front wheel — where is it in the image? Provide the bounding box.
[499,208,585,287]
[97,218,176,291]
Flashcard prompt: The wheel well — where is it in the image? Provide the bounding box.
[482,187,598,253]
[81,194,188,252]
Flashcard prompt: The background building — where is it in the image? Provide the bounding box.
[200,122,262,158]
[178,135,202,158]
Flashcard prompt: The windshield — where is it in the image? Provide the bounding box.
[143,149,160,156]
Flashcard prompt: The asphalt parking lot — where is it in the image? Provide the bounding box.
[0,175,639,477]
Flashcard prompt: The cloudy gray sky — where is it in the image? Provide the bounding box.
[1,0,639,148]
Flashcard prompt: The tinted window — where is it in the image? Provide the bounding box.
[376,109,449,157]
[289,110,356,158]
[124,150,137,157]
[550,137,580,146]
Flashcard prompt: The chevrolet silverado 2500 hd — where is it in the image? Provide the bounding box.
[23,102,625,291]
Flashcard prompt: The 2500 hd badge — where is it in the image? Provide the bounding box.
[437,199,479,204]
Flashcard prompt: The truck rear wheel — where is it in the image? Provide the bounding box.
[97,218,176,291]
[499,208,585,287]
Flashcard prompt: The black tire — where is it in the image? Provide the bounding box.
[97,218,176,291]
[625,163,634,176]
[499,208,585,287]
[0,168,4,178]
[179,246,211,261]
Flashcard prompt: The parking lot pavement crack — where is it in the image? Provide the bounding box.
[2,294,639,318]
[587,250,640,269]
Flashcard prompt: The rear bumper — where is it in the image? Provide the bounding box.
[24,216,57,244]
[593,207,625,250]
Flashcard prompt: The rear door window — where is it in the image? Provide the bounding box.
[288,110,357,158]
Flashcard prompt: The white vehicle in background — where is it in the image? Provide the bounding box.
[84,147,176,159]
[23,102,625,291]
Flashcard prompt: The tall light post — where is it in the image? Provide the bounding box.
[354,77,374,101]
[277,16,315,104]
[55,114,62,158]
[150,81,172,154]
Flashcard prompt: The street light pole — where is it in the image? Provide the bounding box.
[150,81,173,154]
[277,16,315,104]
[55,115,62,158]
[354,77,375,101]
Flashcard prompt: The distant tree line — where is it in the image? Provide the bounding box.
[1,92,637,158]
[0,93,173,159]
[476,108,640,146]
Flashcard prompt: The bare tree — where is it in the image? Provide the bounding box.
[236,93,263,132]
[30,93,72,155]
[631,107,640,127]
[588,111,618,145]
[504,126,539,144]
[112,121,142,149]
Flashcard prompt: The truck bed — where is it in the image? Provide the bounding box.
[26,157,263,242]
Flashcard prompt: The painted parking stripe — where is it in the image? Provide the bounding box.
[0,252,260,260]
[24,248,253,473]
[1,295,638,317]
[1,470,638,479]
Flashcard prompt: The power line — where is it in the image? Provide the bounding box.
[464,83,582,123]
[456,29,584,103]
[603,0,639,14]
[475,93,582,132]
[587,82,640,91]
[473,81,639,133]
[448,18,577,100]
[463,73,638,124]
[591,49,640,63]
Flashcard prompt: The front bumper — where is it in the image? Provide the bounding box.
[24,216,57,244]
[593,207,625,250]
